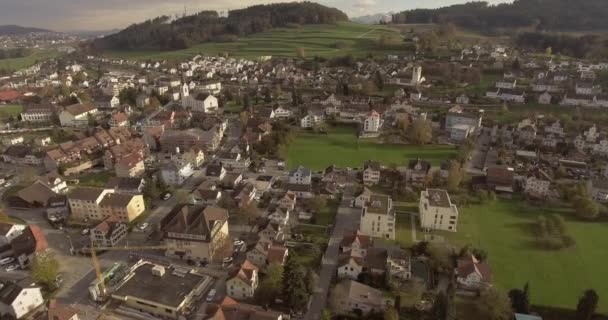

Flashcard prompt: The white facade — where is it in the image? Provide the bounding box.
[419,189,459,232]
[0,284,44,319]
[363,111,381,133]
[360,195,395,240]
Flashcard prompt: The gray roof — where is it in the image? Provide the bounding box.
[289,166,311,178]
[112,262,206,309]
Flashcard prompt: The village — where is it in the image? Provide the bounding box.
[0,35,607,320]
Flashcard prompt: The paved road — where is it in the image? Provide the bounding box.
[304,194,360,320]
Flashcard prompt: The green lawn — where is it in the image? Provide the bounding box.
[314,199,340,226]
[286,126,456,170]
[428,199,608,312]
[0,104,23,120]
[0,50,59,71]
[77,171,112,188]
[103,22,403,61]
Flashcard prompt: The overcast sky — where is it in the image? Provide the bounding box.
[0,0,512,32]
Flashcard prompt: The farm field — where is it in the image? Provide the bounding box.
[0,50,59,71]
[286,126,456,171]
[423,199,608,312]
[103,22,402,61]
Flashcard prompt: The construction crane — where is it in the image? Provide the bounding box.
[87,242,193,300]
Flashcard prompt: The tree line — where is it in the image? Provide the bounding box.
[93,2,348,51]
[392,0,608,32]
[0,48,31,60]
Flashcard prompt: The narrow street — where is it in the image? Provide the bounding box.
[304,194,360,320]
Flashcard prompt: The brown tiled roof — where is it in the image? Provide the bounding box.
[47,299,79,320]
[266,245,288,265]
[69,187,104,202]
[340,230,372,249]
[457,255,493,283]
[64,103,96,116]
[486,166,514,186]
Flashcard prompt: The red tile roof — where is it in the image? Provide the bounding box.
[0,90,19,102]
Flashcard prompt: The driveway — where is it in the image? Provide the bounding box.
[304,195,360,320]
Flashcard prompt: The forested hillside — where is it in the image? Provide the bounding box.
[94,2,348,51]
[392,0,608,32]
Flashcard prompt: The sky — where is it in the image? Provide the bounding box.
[0,0,512,32]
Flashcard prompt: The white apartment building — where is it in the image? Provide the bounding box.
[360,194,395,240]
[419,189,459,232]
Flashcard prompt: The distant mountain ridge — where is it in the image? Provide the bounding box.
[94,2,348,51]
[352,13,393,25]
[0,25,55,35]
[392,0,608,31]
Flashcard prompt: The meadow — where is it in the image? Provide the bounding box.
[410,199,608,312]
[286,126,456,171]
[103,22,403,61]
[0,50,59,71]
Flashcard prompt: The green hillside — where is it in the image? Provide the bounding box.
[103,22,403,61]
[0,49,59,71]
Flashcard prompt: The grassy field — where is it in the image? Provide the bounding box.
[0,104,23,120]
[0,50,59,71]
[286,126,456,170]
[77,171,112,188]
[423,199,608,312]
[103,22,402,61]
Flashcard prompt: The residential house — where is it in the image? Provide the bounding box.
[456,255,493,292]
[47,299,80,320]
[354,187,373,208]
[363,110,381,133]
[205,297,284,320]
[90,216,127,247]
[0,222,27,246]
[0,280,44,319]
[105,177,145,195]
[182,94,219,113]
[115,153,145,178]
[337,255,364,280]
[339,230,372,258]
[587,179,608,203]
[360,194,395,240]
[226,260,259,300]
[278,191,296,211]
[524,168,551,199]
[300,111,324,128]
[333,280,387,315]
[160,160,194,186]
[163,205,230,263]
[387,248,411,284]
[419,189,459,232]
[407,159,431,186]
[362,161,381,186]
[109,112,129,127]
[288,166,311,185]
[485,166,514,193]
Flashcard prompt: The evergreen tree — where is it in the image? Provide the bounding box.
[576,289,599,320]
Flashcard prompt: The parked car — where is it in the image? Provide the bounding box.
[5,264,18,272]
[0,257,15,266]
[161,192,172,201]
[206,289,217,302]
[233,240,245,247]
[137,222,149,230]
[81,228,90,235]
[223,257,233,265]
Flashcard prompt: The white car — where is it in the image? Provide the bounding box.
[233,240,245,247]
[222,257,233,265]
[206,289,217,302]
[0,257,14,266]
[5,264,18,272]
[81,228,90,235]
[138,222,149,230]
